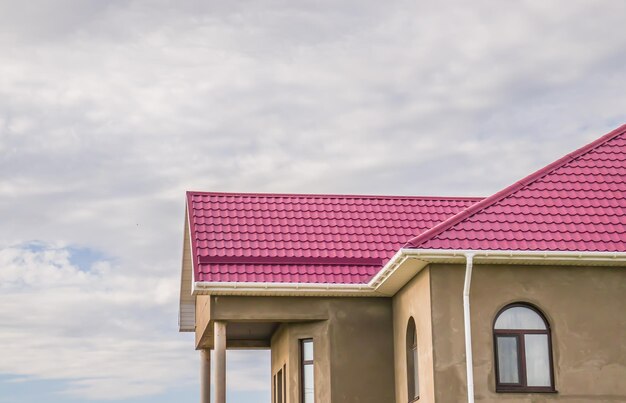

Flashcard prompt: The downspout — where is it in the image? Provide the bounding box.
[463,253,475,403]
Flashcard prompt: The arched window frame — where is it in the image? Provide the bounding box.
[493,303,556,393]
[406,317,419,402]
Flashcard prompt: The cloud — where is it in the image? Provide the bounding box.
[0,243,193,399]
[0,0,625,400]
[0,243,269,400]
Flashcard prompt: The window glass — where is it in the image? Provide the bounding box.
[412,345,419,397]
[494,306,546,330]
[303,340,314,361]
[524,334,551,387]
[497,336,520,384]
[303,363,314,403]
[301,339,314,403]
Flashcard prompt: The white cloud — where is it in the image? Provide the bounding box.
[0,0,625,400]
[0,244,269,400]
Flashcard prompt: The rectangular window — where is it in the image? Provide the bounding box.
[277,368,283,403]
[301,339,314,403]
[283,364,287,401]
[274,367,286,403]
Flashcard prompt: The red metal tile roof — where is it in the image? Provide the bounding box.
[406,124,626,252]
[187,193,480,283]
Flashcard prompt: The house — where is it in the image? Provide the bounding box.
[179,123,626,403]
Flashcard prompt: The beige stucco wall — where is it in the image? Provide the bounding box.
[215,296,396,403]
[429,263,626,402]
[392,266,435,403]
[271,324,291,403]
[195,295,211,347]
[326,298,395,403]
[271,320,332,403]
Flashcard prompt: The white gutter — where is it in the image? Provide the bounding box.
[191,249,626,296]
[193,280,382,296]
[463,253,475,403]
[398,248,626,262]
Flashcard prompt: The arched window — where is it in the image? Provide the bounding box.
[406,317,419,401]
[493,303,555,393]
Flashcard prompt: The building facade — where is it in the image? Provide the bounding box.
[179,124,626,403]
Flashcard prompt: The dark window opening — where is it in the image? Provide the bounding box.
[277,368,283,403]
[406,317,419,401]
[274,366,285,403]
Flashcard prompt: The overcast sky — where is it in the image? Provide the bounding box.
[0,1,625,402]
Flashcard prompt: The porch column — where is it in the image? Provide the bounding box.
[200,349,211,403]
[214,321,227,403]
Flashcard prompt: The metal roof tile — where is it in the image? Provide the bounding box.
[188,193,480,283]
[406,124,626,253]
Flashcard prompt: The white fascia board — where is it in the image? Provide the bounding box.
[193,280,383,297]
[190,249,626,298]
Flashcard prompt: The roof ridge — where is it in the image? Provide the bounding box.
[186,190,483,201]
[404,123,626,248]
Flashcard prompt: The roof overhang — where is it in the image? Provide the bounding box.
[180,244,626,331]
[179,206,196,332]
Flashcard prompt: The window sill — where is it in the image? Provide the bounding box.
[496,387,557,394]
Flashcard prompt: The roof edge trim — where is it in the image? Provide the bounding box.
[187,190,483,201]
[193,280,381,297]
[186,193,200,282]
[399,248,626,261]
[178,202,199,332]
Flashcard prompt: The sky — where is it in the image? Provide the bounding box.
[0,0,625,402]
